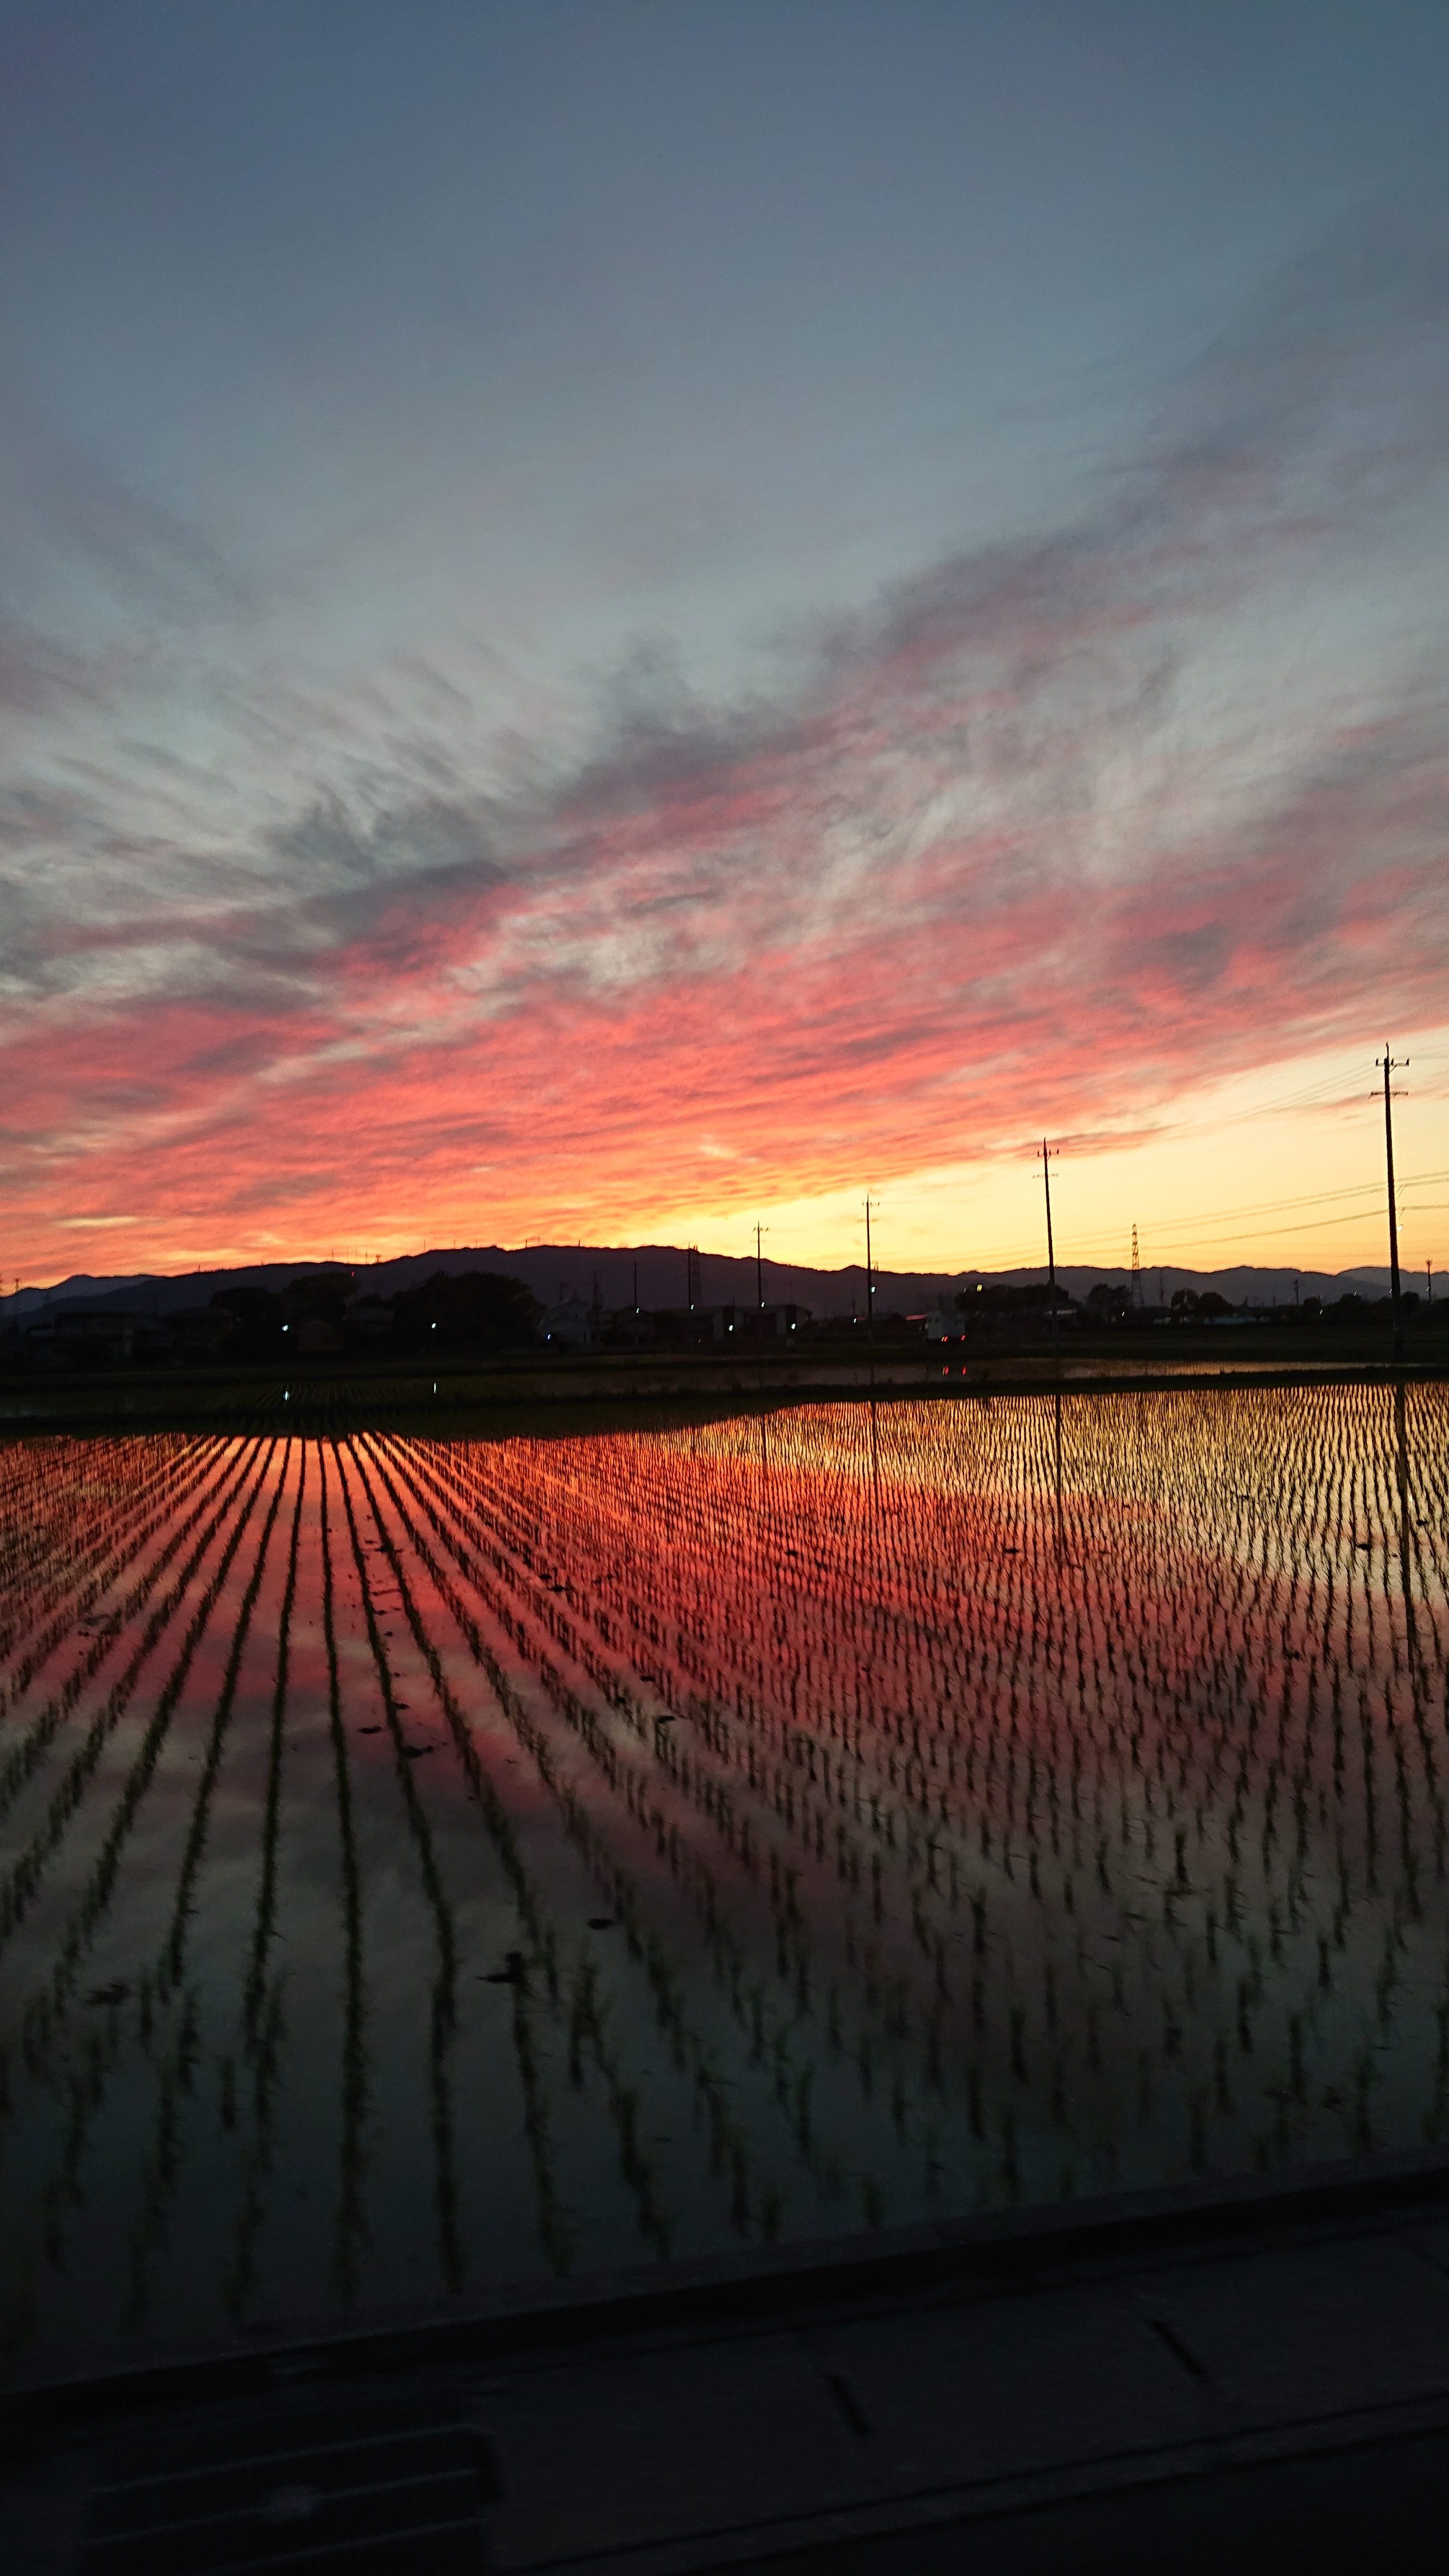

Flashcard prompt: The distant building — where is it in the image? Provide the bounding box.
[705,1302,811,1345]
[542,1298,595,1349]
[345,1294,395,1334]
[25,1308,137,1366]
[169,1306,236,1359]
[292,1317,344,1355]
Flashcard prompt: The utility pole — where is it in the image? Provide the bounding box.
[1377,1045,1408,1358]
[754,1222,767,1314]
[1038,1140,1060,1370]
[864,1198,878,1382]
[1429,1259,1435,1310]
[632,1258,639,1351]
[1130,1223,1141,1310]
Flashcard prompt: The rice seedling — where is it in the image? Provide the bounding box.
[0,1383,1443,2372]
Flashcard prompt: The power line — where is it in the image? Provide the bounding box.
[976,1163,1449,1271]
[962,1156,1447,1273]
[1062,1164,1449,1249]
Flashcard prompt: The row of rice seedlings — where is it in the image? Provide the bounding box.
[0,1437,230,1717]
[2,1389,1445,2348]
[8,1436,578,2338]
[420,1387,1447,2200]
[0,1441,277,1968]
[0,1435,138,1592]
[354,1437,797,2254]
[1,1432,181,1648]
[0,1442,294,2348]
[399,1431,1117,2219]
[0,1440,258,1831]
[33,1447,308,2341]
[419,1422,1112,2205]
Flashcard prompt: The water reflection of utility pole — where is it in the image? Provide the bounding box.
[319,1447,368,2297]
[1394,1378,1419,1675]
[758,1406,777,1552]
[1376,1045,1407,1361]
[1052,1385,1065,1567]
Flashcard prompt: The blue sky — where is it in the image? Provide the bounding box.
[3,1,1448,1278]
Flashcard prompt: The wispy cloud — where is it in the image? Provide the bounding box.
[3,198,1447,1268]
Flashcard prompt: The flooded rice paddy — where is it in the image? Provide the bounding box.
[2,1385,1447,2377]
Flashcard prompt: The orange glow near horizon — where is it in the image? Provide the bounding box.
[8,419,1448,1295]
[13,1027,1447,1290]
[6,37,1448,1306]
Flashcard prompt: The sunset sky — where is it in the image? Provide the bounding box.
[3,1,1448,1290]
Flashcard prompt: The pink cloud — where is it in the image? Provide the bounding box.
[5,675,1444,1275]
[5,210,1448,1276]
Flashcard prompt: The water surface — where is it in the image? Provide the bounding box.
[1,1385,1446,2378]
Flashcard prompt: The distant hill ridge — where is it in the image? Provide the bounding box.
[1,1243,1399,1322]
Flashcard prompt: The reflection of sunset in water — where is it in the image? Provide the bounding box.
[1,1386,1447,2375]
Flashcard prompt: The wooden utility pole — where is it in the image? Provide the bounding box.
[1039,1139,1060,1370]
[1377,1045,1407,1357]
[864,1198,878,1384]
[755,1222,766,1313]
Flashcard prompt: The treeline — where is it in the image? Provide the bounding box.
[955,1282,1443,1327]
[4,1268,545,1372]
[212,1267,542,1359]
